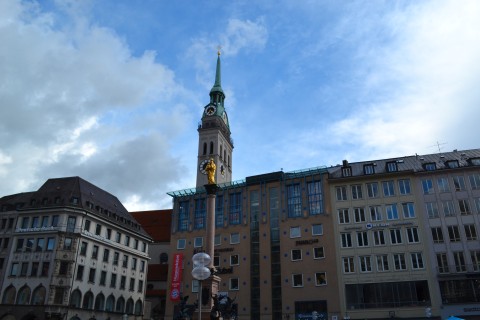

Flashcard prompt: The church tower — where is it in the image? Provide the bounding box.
[196,52,233,187]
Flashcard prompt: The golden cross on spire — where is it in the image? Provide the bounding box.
[217,45,222,56]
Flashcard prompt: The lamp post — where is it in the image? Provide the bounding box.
[192,253,211,320]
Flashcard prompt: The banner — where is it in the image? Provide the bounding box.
[169,253,183,302]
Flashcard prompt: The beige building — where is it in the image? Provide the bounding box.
[166,169,341,319]
[328,149,480,320]
[0,177,152,320]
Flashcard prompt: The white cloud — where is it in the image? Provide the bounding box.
[221,18,268,56]
[317,0,480,161]
[0,0,189,210]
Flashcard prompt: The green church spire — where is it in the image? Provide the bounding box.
[210,50,225,103]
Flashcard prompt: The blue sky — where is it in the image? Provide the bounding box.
[1,0,480,210]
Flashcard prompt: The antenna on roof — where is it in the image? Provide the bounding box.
[429,141,447,153]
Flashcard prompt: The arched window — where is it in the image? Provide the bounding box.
[134,299,143,315]
[220,145,223,159]
[203,143,207,155]
[105,295,115,312]
[94,293,105,311]
[2,285,16,304]
[160,253,168,264]
[69,289,81,308]
[209,142,214,154]
[224,150,226,161]
[116,296,125,313]
[82,291,94,309]
[228,155,230,166]
[16,286,31,305]
[31,286,46,305]
[126,298,134,314]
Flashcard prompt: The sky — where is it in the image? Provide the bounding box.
[1,0,480,211]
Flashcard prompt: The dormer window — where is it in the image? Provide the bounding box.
[424,163,436,171]
[342,167,352,177]
[386,162,398,172]
[446,160,459,169]
[469,158,480,166]
[341,160,352,177]
[364,164,375,175]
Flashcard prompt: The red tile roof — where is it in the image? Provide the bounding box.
[130,209,172,242]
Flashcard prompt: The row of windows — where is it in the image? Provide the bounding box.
[342,158,480,179]
[286,181,324,217]
[337,203,415,224]
[431,225,478,243]
[202,141,231,165]
[0,218,15,230]
[177,232,241,249]
[290,247,325,261]
[436,250,480,273]
[83,219,147,252]
[18,215,59,229]
[70,289,143,315]
[191,271,328,292]
[10,261,50,277]
[178,181,323,231]
[291,272,328,287]
[340,227,420,248]
[342,161,401,177]
[289,224,324,238]
[180,225,323,248]
[2,284,46,305]
[342,252,425,273]
[15,237,55,252]
[426,198,480,217]
[421,174,480,194]
[79,241,146,271]
[336,179,411,201]
[75,265,143,292]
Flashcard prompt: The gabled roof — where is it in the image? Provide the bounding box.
[131,209,172,243]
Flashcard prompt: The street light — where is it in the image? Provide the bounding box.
[192,253,211,320]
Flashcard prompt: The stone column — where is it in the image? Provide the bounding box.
[197,184,221,319]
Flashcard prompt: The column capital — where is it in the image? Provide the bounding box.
[204,184,219,195]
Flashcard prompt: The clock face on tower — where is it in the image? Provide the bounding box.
[205,105,216,116]
[199,159,209,174]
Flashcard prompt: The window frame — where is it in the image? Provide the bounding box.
[292,274,304,287]
[291,249,302,262]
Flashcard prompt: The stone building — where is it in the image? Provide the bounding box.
[0,176,151,320]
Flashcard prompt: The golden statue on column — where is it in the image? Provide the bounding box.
[205,158,216,185]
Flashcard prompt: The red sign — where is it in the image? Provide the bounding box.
[169,253,183,301]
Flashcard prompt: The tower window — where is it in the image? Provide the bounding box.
[220,145,223,159]
[203,143,207,155]
[210,142,214,154]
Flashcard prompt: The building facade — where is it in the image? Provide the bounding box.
[166,169,340,320]
[328,149,480,320]
[0,177,151,320]
[131,209,172,320]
